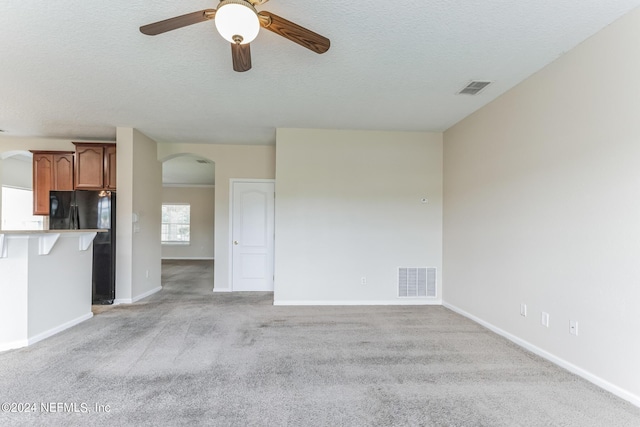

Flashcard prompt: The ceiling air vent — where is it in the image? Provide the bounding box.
[457,81,492,95]
[398,267,437,298]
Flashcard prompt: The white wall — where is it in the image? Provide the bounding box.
[0,136,77,152]
[132,130,163,299]
[0,157,32,227]
[0,160,2,225]
[162,186,215,259]
[275,128,443,305]
[0,237,28,348]
[115,129,134,302]
[157,143,275,291]
[116,128,162,302]
[27,234,93,338]
[1,157,32,189]
[443,8,640,405]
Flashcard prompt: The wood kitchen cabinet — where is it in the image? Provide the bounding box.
[104,144,117,190]
[30,151,74,215]
[73,142,116,190]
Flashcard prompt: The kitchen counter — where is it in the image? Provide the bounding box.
[0,229,106,257]
[0,230,103,351]
[0,229,107,234]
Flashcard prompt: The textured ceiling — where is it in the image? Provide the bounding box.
[1,1,639,145]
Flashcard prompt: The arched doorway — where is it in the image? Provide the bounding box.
[161,154,216,290]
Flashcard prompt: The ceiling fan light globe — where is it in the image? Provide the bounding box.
[215,2,260,44]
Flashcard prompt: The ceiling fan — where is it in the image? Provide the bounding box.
[140,0,330,72]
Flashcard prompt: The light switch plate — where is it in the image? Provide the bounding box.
[541,312,550,327]
[520,303,527,317]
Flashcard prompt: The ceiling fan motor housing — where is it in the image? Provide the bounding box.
[215,0,260,44]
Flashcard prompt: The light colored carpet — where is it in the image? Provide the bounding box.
[1,260,639,426]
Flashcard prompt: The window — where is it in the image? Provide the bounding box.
[1,186,44,230]
[161,204,190,244]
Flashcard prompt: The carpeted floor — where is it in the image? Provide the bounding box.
[1,260,639,426]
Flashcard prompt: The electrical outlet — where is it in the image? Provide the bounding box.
[570,320,579,336]
[360,277,367,285]
[520,303,527,317]
[541,312,550,328]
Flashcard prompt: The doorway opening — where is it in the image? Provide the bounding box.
[161,154,215,290]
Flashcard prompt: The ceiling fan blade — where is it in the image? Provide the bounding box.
[258,11,330,54]
[232,43,252,72]
[140,9,216,36]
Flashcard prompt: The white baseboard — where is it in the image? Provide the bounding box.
[132,286,162,303]
[213,287,231,293]
[0,339,29,352]
[274,299,442,306]
[442,301,640,408]
[114,286,162,305]
[162,257,214,260]
[27,312,94,348]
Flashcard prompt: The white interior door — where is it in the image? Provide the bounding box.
[231,180,275,291]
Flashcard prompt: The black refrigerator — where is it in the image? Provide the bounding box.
[49,190,116,304]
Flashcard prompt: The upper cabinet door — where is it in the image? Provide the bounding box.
[32,153,53,215]
[104,145,117,190]
[74,144,105,189]
[53,153,74,190]
[30,151,74,215]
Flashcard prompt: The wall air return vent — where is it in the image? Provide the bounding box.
[457,81,492,95]
[398,267,436,298]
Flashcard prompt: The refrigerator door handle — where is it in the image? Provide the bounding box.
[71,204,78,229]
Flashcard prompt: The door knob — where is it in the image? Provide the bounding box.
[233,241,239,245]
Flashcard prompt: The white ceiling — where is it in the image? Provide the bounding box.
[1,1,639,145]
